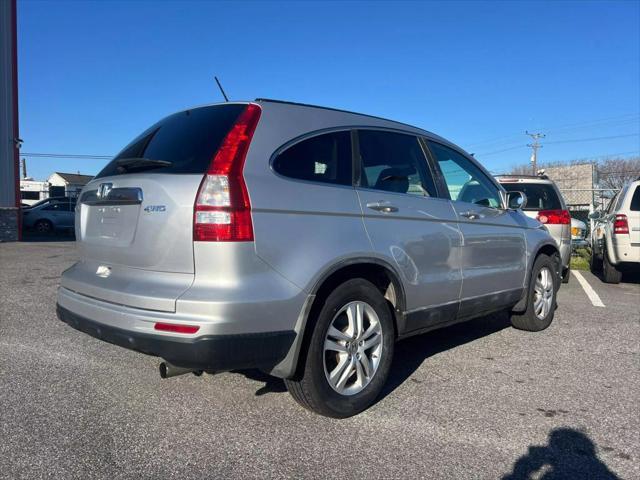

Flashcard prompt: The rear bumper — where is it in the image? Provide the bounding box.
[57,304,295,371]
[610,238,640,265]
[559,240,571,269]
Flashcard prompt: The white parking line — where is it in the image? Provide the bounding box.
[572,270,606,308]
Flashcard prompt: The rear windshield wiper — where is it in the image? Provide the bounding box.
[115,157,172,173]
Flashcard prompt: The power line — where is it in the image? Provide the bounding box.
[21,152,113,159]
[465,112,640,149]
[477,133,640,157]
[545,116,639,135]
[544,133,639,145]
[476,145,528,156]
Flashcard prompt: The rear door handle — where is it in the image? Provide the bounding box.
[366,201,398,213]
[460,210,482,220]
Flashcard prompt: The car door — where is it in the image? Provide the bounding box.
[354,129,463,335]
[425,140,527,319]
[627,184,640,247]
[60,201,75,227]
[41,201,66,228]
[600,189,624,255]
[592,193,617,257]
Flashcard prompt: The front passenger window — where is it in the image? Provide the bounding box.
[428,141,502,208]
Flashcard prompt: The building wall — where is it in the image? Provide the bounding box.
[20,179,50,205]
[48,173,67,187]
[0,0,19,241]
[544,163,596,207]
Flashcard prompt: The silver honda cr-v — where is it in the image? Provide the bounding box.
[57,99,561,417]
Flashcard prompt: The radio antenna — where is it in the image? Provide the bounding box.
[214,76,229,102]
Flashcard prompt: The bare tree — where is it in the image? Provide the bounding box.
[596,157,640,190]
[505,157,640,190]
[505,164,533,175]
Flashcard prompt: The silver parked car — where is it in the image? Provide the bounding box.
[496,175,572,283]
[57,100,562,417]
[22,197,76,233]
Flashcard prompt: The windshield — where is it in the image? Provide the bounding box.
[500,183,562,211]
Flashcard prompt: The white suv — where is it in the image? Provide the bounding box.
[590,179,640,283]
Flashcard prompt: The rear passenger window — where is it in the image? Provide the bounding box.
[631,187,640,211]
[357,130,437,196]
[273,131,352,186]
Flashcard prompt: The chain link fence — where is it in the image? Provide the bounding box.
[558,188,619,236]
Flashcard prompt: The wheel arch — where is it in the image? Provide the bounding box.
[512,241,561,313]
[271,257,406,379]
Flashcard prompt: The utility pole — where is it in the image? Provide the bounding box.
[526,131,545,175]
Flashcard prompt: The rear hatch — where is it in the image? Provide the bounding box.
[62,103,247,312]
[498,179,570,246]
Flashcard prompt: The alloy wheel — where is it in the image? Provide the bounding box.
[323,301,383,396]
[533,266,554,320]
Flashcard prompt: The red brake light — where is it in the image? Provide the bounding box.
[614,214,629,234]
[154,323,200,334]
[194,104,261,242]
[536,209,571,225]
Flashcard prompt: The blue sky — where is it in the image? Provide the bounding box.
[18,0,640,180]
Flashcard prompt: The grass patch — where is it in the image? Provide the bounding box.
[571,247,591,271]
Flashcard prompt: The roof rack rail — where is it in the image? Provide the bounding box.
[254,98,425,132]
[495,173,549,179]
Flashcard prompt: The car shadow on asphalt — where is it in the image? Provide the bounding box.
[378,310,512,401]
[238,310,513,399]
[590,268,640,285]
[502,427,622,479]
[237,369,288,396]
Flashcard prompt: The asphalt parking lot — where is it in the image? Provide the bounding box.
[1,240,638,479]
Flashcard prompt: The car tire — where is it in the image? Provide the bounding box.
[284,278,395,418]
[589,250,602,273]
[602,248,622,284]
[510,254,559,332]
[34,219,53,234]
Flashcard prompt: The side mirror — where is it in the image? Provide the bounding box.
[589,211,602,220]
[507,191,527,210]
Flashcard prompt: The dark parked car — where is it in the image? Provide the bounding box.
[22,197,76,233]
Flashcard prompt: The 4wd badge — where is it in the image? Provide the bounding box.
[144,205,166,213]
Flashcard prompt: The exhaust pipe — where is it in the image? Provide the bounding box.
[159,361,198,379]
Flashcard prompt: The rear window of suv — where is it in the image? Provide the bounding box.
[631,186,640,211]
[95,104,246,178]
[500,182,562,210]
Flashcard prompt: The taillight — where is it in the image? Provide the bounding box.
[194,104,261,242]
[614,214,629,234]
[536,209,571,225]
